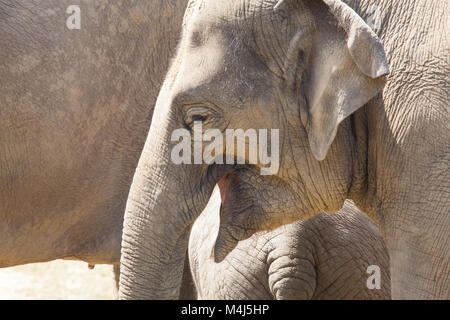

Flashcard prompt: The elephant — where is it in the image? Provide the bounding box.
[0,0,189,268]
[186,190,391,300]
[119,0,449,299]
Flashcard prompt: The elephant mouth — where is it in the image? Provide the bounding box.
[215,165,265,223]
[217,173,231,207]
[213,166,263,261]
[216,168,255,212]
[213,164,298,261]
[212,163,256,204]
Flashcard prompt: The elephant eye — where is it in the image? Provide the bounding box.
[192,114,207,122]
[184,106,213,127]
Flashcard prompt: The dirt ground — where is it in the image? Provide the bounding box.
[0,260,116,300]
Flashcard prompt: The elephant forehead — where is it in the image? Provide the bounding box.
[175,34,271,104]
[177,34,225,91]
[184,0,316,79]
[185,0,273,45]
[190,0,265,24]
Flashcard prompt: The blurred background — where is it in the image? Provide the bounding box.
[0,260,116,299]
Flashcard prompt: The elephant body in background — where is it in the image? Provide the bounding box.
[0,0,188,267]
[187,191,390,300]
[119,0,449,300]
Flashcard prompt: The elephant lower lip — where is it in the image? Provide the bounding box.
[217,174,230,206]
[216,165,257,207]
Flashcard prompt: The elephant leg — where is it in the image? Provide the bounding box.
[267,208,390,300]
[267,237,317,300]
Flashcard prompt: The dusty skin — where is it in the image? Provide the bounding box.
[119,0,449,300]
[1,0,448,301]
[0,0,188,268]
[186,191,391,300]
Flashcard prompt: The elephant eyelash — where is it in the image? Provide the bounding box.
[184,105,215,126]
[192,115,207,122]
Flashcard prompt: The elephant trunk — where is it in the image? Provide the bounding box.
[118,89,215,299]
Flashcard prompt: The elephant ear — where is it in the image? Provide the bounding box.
[282,0,389,160]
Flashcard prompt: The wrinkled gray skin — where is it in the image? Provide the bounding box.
[120,0,449,300]
[187,192,390,299]
[0,0,188,267]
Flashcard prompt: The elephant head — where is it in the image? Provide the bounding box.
[119,0,389,299]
